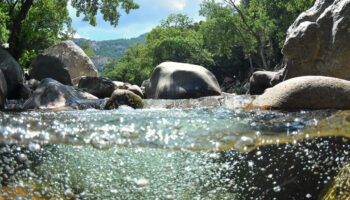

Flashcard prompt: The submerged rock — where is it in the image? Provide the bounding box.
[0,70,7,109]
[323,163,350,200]
[251,76,350,110]
[29,54,73,86]
[145,62,221,99]
[0,48,24,99]
[43,40,98,80]
[104,89,144,109]
[24,78,97,109]
[78,76,116,98]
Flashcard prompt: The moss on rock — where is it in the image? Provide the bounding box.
[104,89,144,109]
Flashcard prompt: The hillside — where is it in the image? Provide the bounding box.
[73,33,147,74]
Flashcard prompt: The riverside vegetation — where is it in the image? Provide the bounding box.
[2,0,350,199]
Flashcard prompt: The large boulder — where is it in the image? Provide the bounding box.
[250,76,350,110]
[282,0,350,80]
[29,54,73,86]
[0,70,7,109]
[43,40,98,80]
[145,62,221,99]
[104,89,144,109]
[249,69,285,95]
[0,48,24,99]
[24,78,97,109]
[78,76,116,98]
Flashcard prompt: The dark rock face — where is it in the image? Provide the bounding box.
[0,48,24,99]
[282,0,350,80]
[29,54,73,86]
[104,89,144,109]
[249,69,285,95]
[251,76,350,110]
[23,78,96,109]
[43,40,98,80]
[145,62,221,99]
[0,70,7,109]
[78,76,116,98]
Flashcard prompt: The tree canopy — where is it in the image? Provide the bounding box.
[105,0,314,87]
[0,0,139,64]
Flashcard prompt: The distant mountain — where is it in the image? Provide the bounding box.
[72,33,147,74]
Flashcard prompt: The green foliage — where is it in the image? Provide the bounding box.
[105,14,214,85]
[71,0,139,27]
[103,0,314,86]
[104,44,153,85]
[19,49,37,68]
[1,0,139,67]
[0,9,9,44]
[81,40,94,59]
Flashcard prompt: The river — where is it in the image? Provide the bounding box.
[0,95,349,199]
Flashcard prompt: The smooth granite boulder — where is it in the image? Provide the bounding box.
[29,54,73,86]
[78,76,116,98]
[145,62,221,99]
[249,69,285,95]
[0,70,7,109]
[44,40,98,80]
[282,0,350,80]
[251,76,350,110]
[0,48,24,99]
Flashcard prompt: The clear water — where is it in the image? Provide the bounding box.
[0,96,350,199]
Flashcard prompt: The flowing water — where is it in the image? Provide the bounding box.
[0,95,350,199]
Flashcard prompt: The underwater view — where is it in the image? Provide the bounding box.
[1,96,350,200]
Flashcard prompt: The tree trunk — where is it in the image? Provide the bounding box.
[248,53,254,74]
[8,0,34,61]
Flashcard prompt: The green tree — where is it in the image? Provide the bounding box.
[104,44,153,85]
[81,40,94,59]
[0,9,9,44]
[1,0,139,63]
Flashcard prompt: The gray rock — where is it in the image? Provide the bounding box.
[24,78,97,109]
[145,62,221,99]
[26,79,41,91]
[78,76,116,98]
[44,40,98,80]
[0,48,24,99]
[29,54,73,86]
[282,0,350,80]
[104,89,144,109]
[249,68,285,95]
[128,85,144,98]
[19,83,31,100]
[0,70,7,109]
[251,76,350,110]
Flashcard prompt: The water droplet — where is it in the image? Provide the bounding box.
[273,186,281,192]
[134,178,149,188]
[110,189,118,194]
[18,154,27,161]
[28,143,41,152]
[234,135,256,152]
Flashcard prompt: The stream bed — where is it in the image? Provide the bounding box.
[0,95,350,199]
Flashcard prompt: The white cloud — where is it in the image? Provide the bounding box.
[162,0,187,11]
[72,32,85,39]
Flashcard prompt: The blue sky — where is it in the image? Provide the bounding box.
[69,0,212,41]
